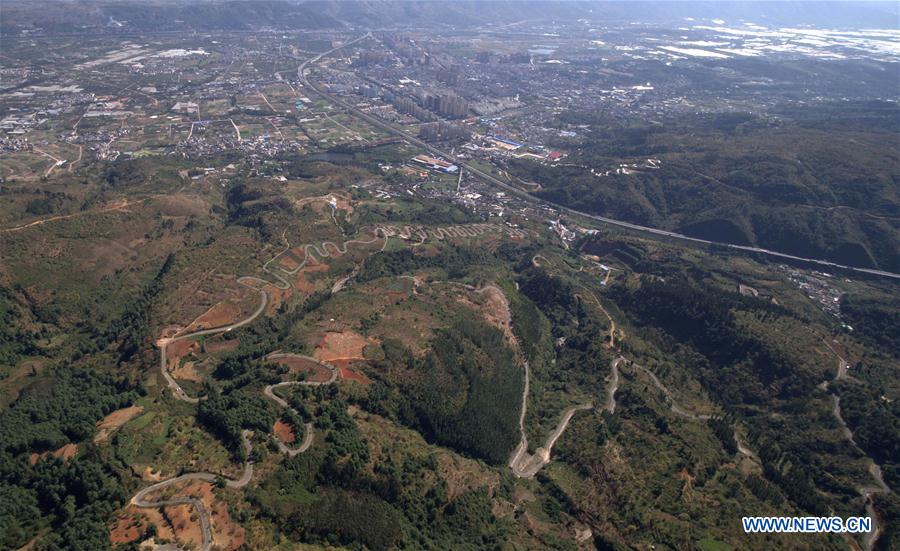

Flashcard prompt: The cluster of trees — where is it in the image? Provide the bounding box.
[607,273,876,517]
[316,397,371,484]
[833,380,900,490]
[0,286,41,367]
[250,389,511,549]
[225,182,293,237]
[841,293,900,357]
[197,390,274,459]
[0,367,136,550]
[358,243,496,282]
[408,319,524,465]
[363,318,524,465]
[0,450,129,551]
[25,191,69,216]
[707,417,738,455]
[289,489,405,549]
[517,269,579,333]
[0,368,137,455]
[357,199,480,227]
[515,268,614,390]
[98,254,174,364]
[610,276,814,402]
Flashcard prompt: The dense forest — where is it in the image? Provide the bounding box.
[841,293,900,357]
[0,368,137,455]
[607,274,871,518]
[0,368,137,550]
[250,391,513,550]
[410,319,523,464]
[610,276,814,402]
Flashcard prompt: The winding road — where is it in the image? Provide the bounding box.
[819,342,891,551]
[509,355,625,478]
[130,430,254,551]
[137,221,527,549]
[134,228,392,551]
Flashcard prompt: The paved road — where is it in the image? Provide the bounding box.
[159,283,268,404]
[131,430,254,551]
[263,355,338,457]
[510,401,593,478]
[139,229,374,550]
[300,33,900,282]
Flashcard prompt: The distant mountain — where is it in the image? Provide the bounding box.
[2,1,897,35]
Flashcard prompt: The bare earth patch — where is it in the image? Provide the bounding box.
[95,405,144,443]
[171,360,203,383]
[181,301,243,333]
[127,481,245,551]
[268,355,332,382]
[314,331,376,385]
[274,419,297,444]
[314,330,375,363]
[29,443,78,465]
[334,360,373,385]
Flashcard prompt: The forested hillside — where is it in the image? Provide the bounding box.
[510,103,900,271]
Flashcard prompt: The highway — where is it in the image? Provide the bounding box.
[299,33,900,281]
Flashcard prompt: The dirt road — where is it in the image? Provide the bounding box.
[1,199,131,234]
[605,357,624,413]
[509,355,622,478]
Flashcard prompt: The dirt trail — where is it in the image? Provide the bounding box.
[1,199,131,234]
[141,230,387,550]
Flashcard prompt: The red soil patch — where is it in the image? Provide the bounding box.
[165,339,201,382]
[30,443,78,465]
[166,338,199,362]
[278,250,303,271]
[264,284,292,315]
[95,405,144,443]
[124,481,245,551]
[163,503,204,549]
[182,301,242,333]
[110,511,149,545]
[314,330,376,363]
[109,507,152,547]
[293,271,316,293]
[269,356,332,382]
[274,419,297,444]
[205,339,240,354]
[340,366,372,385]
[333,359,373,385]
